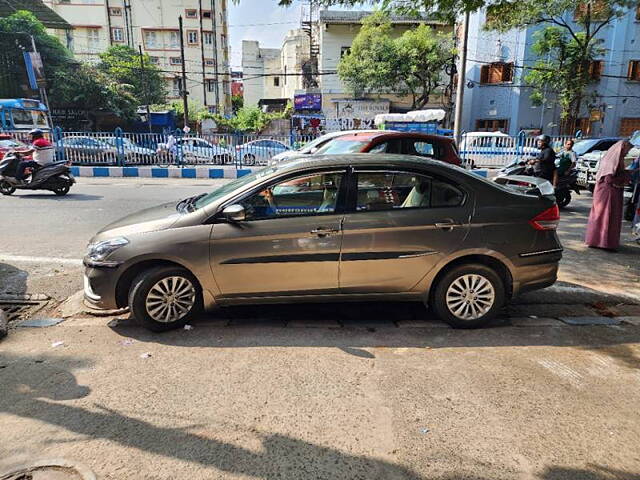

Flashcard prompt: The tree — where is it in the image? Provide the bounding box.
[525,26,604,134]
[337,12,454,109]
[98,45,166,105]
[232,94,244,113]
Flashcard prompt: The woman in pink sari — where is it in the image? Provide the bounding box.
[585,140,633,250]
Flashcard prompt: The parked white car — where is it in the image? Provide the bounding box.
[459,132,538,167]
[235,139,290,165]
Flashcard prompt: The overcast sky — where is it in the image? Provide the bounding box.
[228,0,302,70]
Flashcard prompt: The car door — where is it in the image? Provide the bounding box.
[210,169,347,297]
[339,168,472,293]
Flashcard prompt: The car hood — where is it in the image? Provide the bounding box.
[93,201,183,240]
[273,150,301,161]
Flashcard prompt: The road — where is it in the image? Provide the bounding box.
[1,178,640,479]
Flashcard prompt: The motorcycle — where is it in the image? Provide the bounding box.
[0,151,75,196]
[497,159,580,209]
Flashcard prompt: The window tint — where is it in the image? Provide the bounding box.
[241,172,343,220]
[355,172,464,211]
[431,179,464,207]
[406,140,436,157]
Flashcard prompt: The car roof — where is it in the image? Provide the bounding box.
[275,153,461,175]
[331,131,454,143]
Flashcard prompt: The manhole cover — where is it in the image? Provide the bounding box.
[0,298,48,323]
[0,460,95,480]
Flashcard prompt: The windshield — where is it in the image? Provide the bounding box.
[573,139,599,156]
[315,139,369,155]
[35,111,48,127]
[299,135,332,153]
[102,138,134,147]
[0,139,24,148]
[194,166,279,209]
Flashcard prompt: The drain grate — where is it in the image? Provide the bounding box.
[0,298,48,323]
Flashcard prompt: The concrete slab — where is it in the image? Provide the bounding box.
[396,319,450,328]
[616,316,640,326]
[287,318,342,328]
[509,317,565,327]
[558,316,622,326]
[227,317,287,328]
[507,304,598,318]
[18,317,65,328]
[340,318,398,329]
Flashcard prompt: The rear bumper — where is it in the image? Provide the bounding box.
[511,250,561,296]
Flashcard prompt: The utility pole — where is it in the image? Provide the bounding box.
[138,45,152,132]
[453,11,470,145]
[198,0,208,106]
[178,16,189,128]
[211,0,220,112]
[29,35,53,129]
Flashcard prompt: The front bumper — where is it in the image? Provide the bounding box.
[83,263,121,310]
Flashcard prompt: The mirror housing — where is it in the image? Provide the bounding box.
[222,204,246,222]
[309,147,318,154]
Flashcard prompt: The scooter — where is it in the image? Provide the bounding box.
[0,151,75,196]
[497,159,580,209]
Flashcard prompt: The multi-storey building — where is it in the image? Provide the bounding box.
[241,28,310,110]
[461,7,640,136]
[42,0,231,113]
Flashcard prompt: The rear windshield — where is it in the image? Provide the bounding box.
[315,139,369,155]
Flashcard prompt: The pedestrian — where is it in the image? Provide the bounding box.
[556,139,578,177]
[585,140,633,251]
[530,134,557,184]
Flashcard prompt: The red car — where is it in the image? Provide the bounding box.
[313,131,461,166]
[0,134,31,160]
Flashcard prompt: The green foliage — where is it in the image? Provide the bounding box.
[337,12,454,108]
[98,45,167,105]
[525,26,602,129]
[231,94,244,113]
[213,103,292,133]
[51,64,138,120]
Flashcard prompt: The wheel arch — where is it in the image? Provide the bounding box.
[422,253,514,303]
[115,258,203,309]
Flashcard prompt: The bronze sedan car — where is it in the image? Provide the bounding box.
[84,154,562,331]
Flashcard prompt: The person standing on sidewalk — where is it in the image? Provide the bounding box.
[585,140,633,251]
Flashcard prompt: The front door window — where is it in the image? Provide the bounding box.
[240,172,343,220]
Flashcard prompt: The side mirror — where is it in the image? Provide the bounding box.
[222,204,246,222]
[309,147,318,154]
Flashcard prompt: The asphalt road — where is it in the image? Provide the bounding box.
[1,178,640,479]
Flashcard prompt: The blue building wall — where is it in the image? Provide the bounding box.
[462,8,640,137]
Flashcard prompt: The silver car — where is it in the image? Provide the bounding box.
[84,154,562,331]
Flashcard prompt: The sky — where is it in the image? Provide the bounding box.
[227,0,303,70]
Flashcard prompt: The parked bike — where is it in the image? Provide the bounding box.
[497,159,580,209]
[0,151,75,196]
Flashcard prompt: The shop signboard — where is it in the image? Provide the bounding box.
[294,93,322,111]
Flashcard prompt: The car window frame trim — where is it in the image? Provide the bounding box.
[344,166,468,214]
[206,167,351,224]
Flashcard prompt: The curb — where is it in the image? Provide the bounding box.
[69,165,258,179]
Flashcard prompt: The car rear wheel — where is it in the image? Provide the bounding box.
[0,180,15,195]
[431,264,505,328]
[243,154,256,166]
[129,266,202,332]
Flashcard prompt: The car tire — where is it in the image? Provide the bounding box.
[243,154,256,166]
[430,263,505,329]
[0,180,15,195]
[129,266,203,332]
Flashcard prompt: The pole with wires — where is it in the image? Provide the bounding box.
[453,11,470,146]
[178,15,189,128]
[138,45,152,133]
[29,35,53,129]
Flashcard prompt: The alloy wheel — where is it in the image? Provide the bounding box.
[445,274,495,320]
[145,276,196,323]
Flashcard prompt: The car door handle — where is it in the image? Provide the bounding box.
[434,221,461,231]
[311,227,340,237]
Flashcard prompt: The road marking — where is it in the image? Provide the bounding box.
[0,254,83,266]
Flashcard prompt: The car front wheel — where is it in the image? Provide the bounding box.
[431,263,505,328]
[129,266,202,332]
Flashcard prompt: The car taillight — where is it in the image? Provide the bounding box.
[529,205,560,231]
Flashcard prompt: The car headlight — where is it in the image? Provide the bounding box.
[86,237,128,264]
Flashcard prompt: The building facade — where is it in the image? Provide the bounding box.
[42,0,231,113]
[461,7,640,137]
[241,29,310,110]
